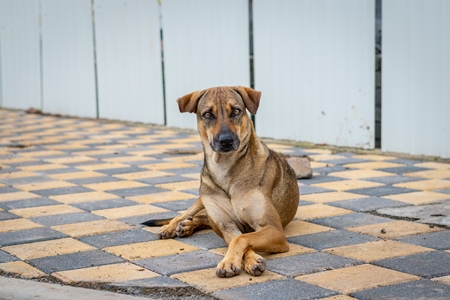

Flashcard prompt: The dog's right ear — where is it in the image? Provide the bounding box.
[177,90,206,113]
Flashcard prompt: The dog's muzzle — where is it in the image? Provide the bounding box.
[211,131,240,153]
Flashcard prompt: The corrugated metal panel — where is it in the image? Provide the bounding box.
[94,0,164,124]
[162,0,250,129]
[41,0,97,118]
[0,0,41,110]
[253,0,375,148]
[382,0,450,158]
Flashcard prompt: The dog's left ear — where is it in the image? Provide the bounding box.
[233,86,261,115]
[177,90,206,113]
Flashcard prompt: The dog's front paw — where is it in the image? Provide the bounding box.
[216,258,242,278]
[244,253,266,276]
[158,224,177,239]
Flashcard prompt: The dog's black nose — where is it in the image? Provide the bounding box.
[219,134,234,150]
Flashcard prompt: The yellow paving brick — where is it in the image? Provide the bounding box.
[113,170,174,180]
[45,144,90,150]
[128,191,197,204]
[0,171,38,179]
[383,191,450,205]
[405,169,450,179]
[171,268,285,294]
[52,219,132,237]
[53,263,159,283]
[415,162,450,169]
[182,173,201,180]
[76,162,130,171]
[2,238,95,260]
[97,144,134,150]
[301,192,368,203]
[151,144,195,151]
[92,204,168,219]
[348,220,442,238]
[84,180,149,191]
[343,161,404,169]
[10,204,83,218]
[433,275,450,286]
[74,138,110,145]
[303,148,333,154]
[324,240,433,262]
[50,191,120,203]
[163,153,203,162]
[155,180,200,191]
[18,164,68,172]
[312,180,383,191]
[103,240,200,260]
[141,162,196,170]
[0,219,42,233]
[13,180,76,191]
[394,179,450,191]
[0,261,47,278]
[284,220,335,237]
[47,171,107,180]
[353,154,398,161]
[328,169,395,179]
[295,204,353,220]
[296,264,419,294]
[127,149,166,156]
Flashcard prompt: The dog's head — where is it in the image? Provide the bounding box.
[177,86,261,154]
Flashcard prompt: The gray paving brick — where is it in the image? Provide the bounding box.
[106,186,167,197]
[320,157,369,165]
[120,212,178,227]
[96,166,147,176]
[298,185,332,195]
[30,212,104,227]
[136,250,222,276]
[0,176,52,186]
[134,175,190,185]
[212,278,337,300]
[178,232,227,250]
[328,197,409,212]
[152,199,197,212]
[350,186,418,197]
[0,228,67,247]
[266,252,361,277]
[288,230,377,251]
[365,175,423,185]
[353,279,450,300]
[0,211,19,221]
[0,250,18,263]
[437,188,450,194]
[379,166,431,175]
[300,175,345,185]
[373,251,450,278]
[28,250,124,274]
[309,213,391,229]
[0,186,20,194]
[31,186,94,197]
[78,229,158,248]
[68,176,122,185]
[310,165,348,175]
[71,199,138,211]
[107,276,189,289]
[397,231,450,250]
[390,158,421,166]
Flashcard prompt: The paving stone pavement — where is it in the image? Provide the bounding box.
[1,109,450,300]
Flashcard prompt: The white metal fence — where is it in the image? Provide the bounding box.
[0,0,449,158]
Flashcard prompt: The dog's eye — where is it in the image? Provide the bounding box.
[232,108,241,117]
[202,112,214,119]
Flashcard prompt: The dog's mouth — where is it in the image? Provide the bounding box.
[211,133,240,153]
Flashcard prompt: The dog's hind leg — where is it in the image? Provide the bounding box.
[142,197,206,239]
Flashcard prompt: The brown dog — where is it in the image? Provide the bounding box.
[143,86,299,278]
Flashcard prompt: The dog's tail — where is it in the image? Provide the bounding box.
[141,218,172,227]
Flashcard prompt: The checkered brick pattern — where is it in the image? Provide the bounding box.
[1,109,450,299]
